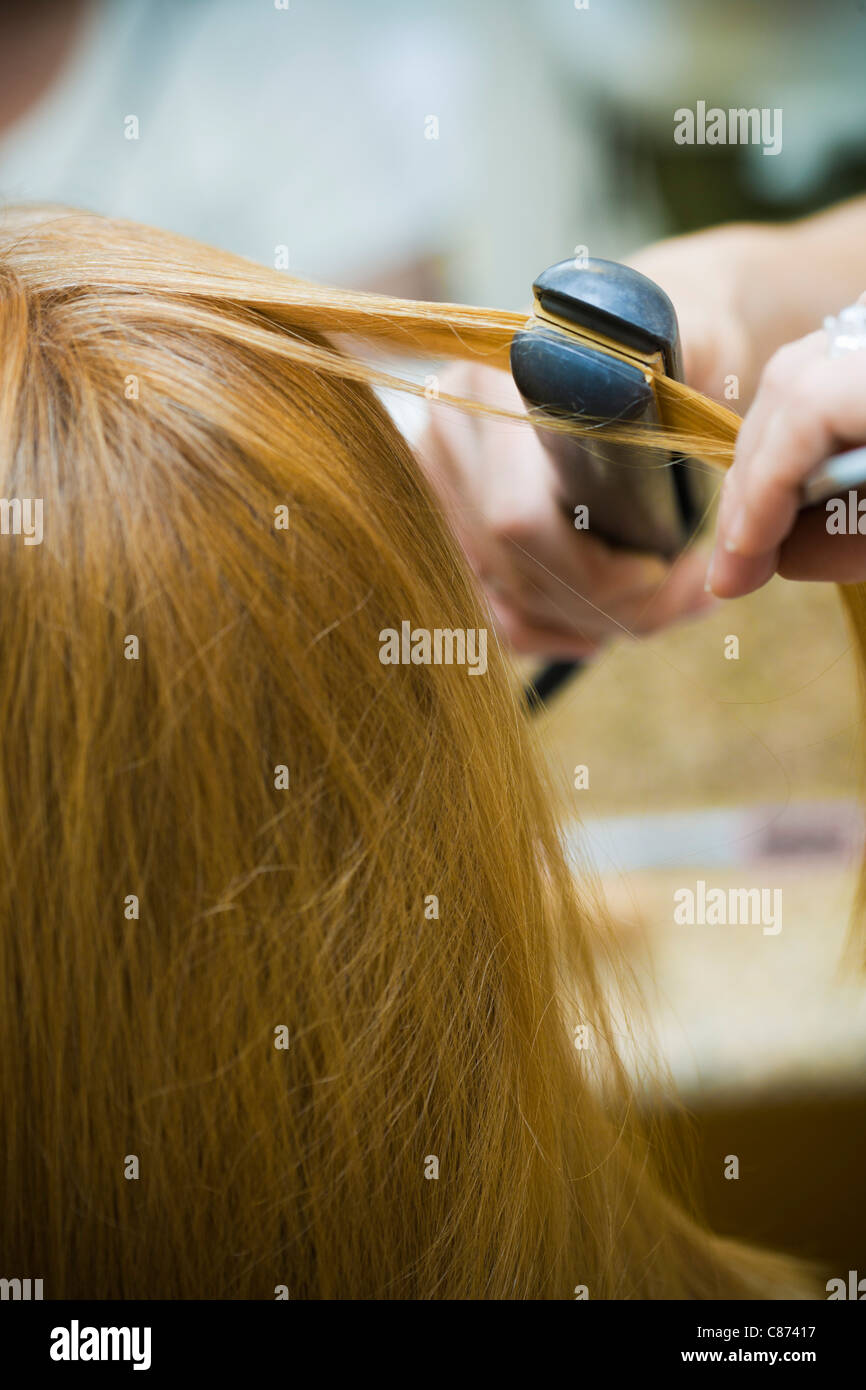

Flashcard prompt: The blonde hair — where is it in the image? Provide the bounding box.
[0,207,820,1298]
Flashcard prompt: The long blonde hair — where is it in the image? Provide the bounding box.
[0,207,820,1298]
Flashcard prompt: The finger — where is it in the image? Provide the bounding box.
[777,498,866,583]
[436,401,655,642]
[627,544,721,634]
[470,405,656,638]
[710,343,866,597]
[724,344,866,552]
[507,529,721,649]
[713,332,828,555]
[703,543,780,600]
[486,595,601,659]
[502,517,676,634]
[726,333,828,479]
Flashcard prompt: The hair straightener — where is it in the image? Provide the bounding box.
[511,257,866,711]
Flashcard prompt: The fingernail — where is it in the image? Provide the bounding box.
[723,506,746,554]
[705,549,719,595]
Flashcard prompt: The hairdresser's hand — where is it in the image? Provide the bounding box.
[417,362,715,658]
[707,317,866,597]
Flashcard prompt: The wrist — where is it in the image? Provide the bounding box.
[721,221,806,361]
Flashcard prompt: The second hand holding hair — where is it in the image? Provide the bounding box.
[708,296,866,597]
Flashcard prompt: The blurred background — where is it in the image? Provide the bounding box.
[3,0,865,1276]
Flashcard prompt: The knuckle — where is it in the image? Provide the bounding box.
[760,344,800,396]
[571,545,608,594]
[788,370,830,421]
[487,506,546,549]
[496,613,540,655]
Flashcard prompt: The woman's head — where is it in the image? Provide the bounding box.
[0,207,807,1298]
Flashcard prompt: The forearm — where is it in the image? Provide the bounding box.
[739,197,866,364]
